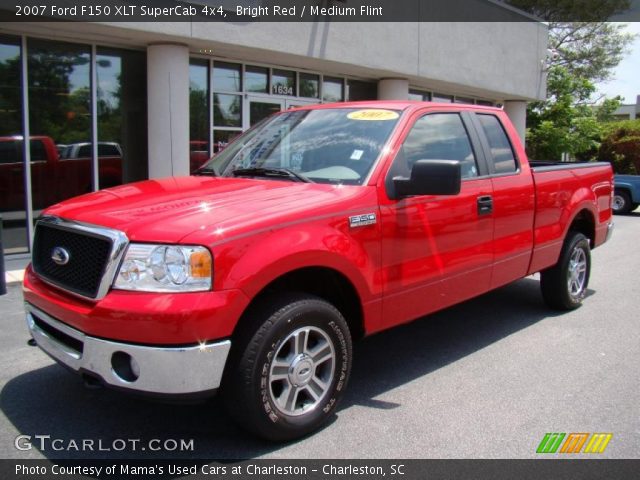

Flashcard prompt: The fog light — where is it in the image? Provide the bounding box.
[111,351,140,382]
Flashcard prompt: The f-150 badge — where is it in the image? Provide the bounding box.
[349,213,377,228]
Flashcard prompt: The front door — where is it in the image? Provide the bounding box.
[379,110,495,330]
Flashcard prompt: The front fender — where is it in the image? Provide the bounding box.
[210,221,381,305]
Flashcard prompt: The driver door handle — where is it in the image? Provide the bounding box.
[477,195,493,215]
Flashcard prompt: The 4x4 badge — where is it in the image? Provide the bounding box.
[349,213,377,228]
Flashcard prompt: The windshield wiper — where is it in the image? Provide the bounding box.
[231,167,314,183]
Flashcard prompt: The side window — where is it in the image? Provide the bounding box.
[399,113,478,179]
[477,114,517,174]
[78,145,92,158]
[0,141,19,164]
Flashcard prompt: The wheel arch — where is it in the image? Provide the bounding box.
[567,208,596,248]
[614,185,632,194]
[233,266,365,343]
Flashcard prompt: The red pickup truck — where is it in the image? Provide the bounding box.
[23,102,613,440]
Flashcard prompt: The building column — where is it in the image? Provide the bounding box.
[378,78,409,100]
[503,100,527,147]
[147,43,189,178]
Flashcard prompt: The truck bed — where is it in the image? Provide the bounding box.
[528,161,613,274]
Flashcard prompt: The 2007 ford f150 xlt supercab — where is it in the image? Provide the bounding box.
[23,101,614,440]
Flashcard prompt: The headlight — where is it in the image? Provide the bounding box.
[114,244,212,292]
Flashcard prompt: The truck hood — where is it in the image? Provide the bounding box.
[44,176,374,244]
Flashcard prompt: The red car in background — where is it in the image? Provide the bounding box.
[0,136,122,215]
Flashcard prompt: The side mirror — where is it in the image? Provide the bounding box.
[392,159,461,199]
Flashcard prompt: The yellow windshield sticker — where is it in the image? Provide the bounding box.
[347,109,399,121]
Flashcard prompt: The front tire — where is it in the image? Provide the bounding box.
[612,190,632,214]
[222,294,352,441]
[540,232,591,310]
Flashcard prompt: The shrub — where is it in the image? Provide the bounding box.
[597,119,640,174]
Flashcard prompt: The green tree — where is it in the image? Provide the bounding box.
[526,66,615,160]
[511,1,633,81]
[598,120,640,174]
[507,1,635,160]
[546,22,634,83]
[507,0,631,22]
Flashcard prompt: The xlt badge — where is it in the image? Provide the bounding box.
[349,213,377,228]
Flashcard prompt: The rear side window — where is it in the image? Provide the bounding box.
[400,113,478,179]
[477,114,517,174]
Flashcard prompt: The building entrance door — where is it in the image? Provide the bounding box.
[247,98,284,127]
[246,98,320,128]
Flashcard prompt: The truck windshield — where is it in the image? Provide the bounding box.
[199,108,401,185]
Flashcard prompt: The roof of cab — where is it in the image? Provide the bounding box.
[293,100,503,113]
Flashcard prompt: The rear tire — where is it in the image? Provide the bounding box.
[540,232,591,310]
[612,190,632,214]
[222,293,352,441]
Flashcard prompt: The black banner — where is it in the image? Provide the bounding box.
[3,459,640,480]
[1,0,640,22]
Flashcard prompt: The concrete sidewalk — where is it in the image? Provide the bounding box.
[3,256,28,285]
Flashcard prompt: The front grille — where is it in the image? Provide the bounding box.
[32,222,113,298]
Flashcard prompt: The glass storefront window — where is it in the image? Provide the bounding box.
[189,59,209,173]
[213,130,239,154]
[455,96,475,104]
[214,93,242,127]
[347,80,376,101]
[272,69,295,96]
[245,65,268,93]
[299,73,319,98]
[27,38,93,214]
[322,77,343,103]
[0,35,28,254]
[213,61,241,92]
[432,93,453,103]
[97,47,147,185]
[249,100,282,127]
[409,90,430,101]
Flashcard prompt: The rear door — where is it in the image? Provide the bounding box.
[379,109,494,328]
[470,111,535,289]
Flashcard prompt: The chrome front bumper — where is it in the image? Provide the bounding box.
[25,303,231,396]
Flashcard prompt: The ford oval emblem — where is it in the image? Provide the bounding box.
[51,247,70,266]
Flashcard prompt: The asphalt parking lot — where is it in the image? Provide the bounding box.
[1,213,639,460]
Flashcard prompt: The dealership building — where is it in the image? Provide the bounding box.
[0,2,548,260]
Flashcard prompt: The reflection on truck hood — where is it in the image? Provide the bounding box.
[44,176,373,244]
